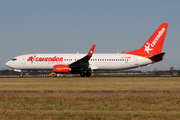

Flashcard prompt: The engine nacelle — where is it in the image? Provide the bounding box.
[14,69,22,72]
[53,65,71,73]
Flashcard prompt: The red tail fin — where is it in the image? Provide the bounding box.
[126,23,169,57]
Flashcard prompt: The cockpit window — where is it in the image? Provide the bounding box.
[12,58,17,61]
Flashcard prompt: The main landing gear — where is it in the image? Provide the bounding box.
[80,71,91,77]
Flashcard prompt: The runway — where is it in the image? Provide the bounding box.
[0,92,180,95]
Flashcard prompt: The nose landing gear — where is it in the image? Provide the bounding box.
[20,70,24,77]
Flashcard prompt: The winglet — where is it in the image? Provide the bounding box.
[87,44,96,57]
[69,44,96,68]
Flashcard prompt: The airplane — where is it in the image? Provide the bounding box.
[6,23,169,77]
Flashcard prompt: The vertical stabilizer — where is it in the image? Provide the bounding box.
[126,23,169,57]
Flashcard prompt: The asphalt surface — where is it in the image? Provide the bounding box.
[0,92,180,95]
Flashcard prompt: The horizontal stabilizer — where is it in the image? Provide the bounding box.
[149,52,165,62]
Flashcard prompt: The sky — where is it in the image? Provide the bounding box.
[0,0,180,71]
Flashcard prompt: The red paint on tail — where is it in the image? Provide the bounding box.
[126,23,169,57]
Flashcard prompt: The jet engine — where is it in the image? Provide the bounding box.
[53,65,71,73]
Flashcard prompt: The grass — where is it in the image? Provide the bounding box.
[0,77,180,119]
[0,77,180,93]
[0,94,180,119]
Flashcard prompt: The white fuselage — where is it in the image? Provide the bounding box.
[5,53,152,71]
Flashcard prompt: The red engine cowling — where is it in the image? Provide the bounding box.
[53,65,71,73]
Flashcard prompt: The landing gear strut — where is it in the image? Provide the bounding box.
[20,70,24,77]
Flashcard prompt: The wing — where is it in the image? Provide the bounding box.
[69,44,96,70]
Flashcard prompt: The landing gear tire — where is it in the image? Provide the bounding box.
[80,72,85,77]
[86,72,91,77]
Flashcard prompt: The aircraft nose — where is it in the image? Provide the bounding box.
[5,61,11,68]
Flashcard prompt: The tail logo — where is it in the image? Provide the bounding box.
[151,27,166,47]
[144,42,153,54]
[144,27,166,54]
